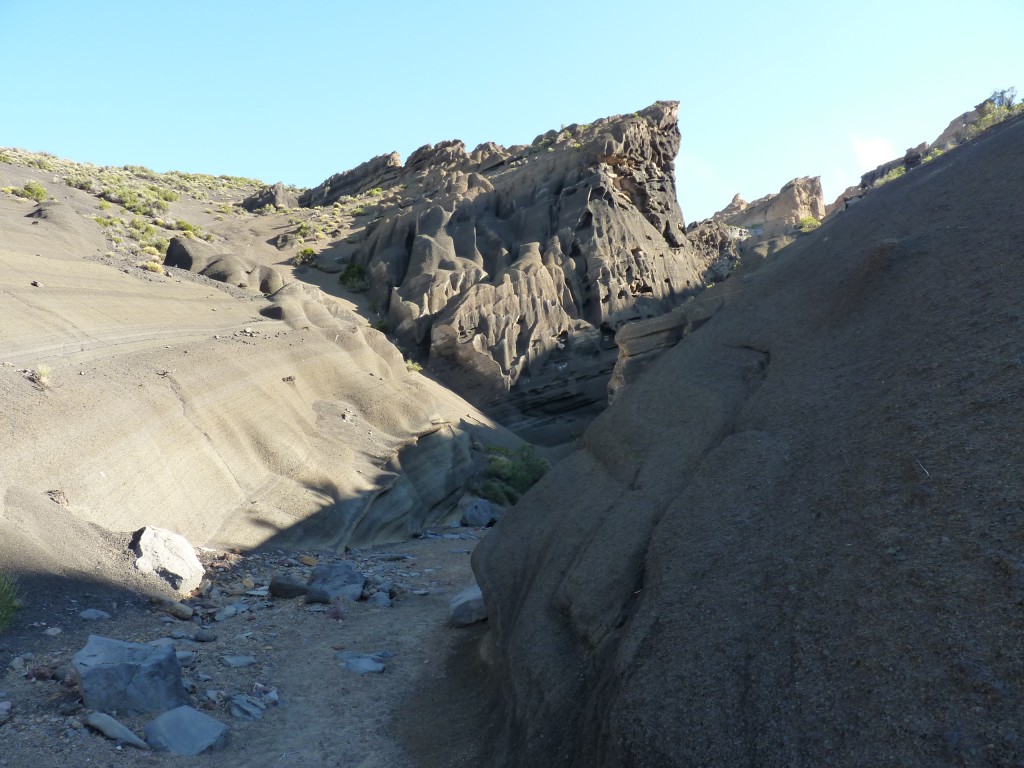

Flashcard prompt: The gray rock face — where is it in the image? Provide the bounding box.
[72,635,189,716]
[305,102,725,442]
[448,585,486,627]
[471,116,1024,767]
[241,181,298,212]
[299,152,403,207]
[129,526,204,595]
[144,705,229,755]
[305,562,366,603]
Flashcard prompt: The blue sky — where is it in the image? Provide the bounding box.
[1,1,1021,221]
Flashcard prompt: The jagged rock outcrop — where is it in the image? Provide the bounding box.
[299,152,403,207]
[308,102,726,442]
[241,182,298,211]
[470,110,1024,767]
[713,175,825,239]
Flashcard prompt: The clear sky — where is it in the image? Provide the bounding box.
[1,1,1021,221]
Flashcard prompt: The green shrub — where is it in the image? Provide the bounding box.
[351,206,369,217]
[796,216,821,233]
[66,173,94,191]
[136,260,164,274]
[372,317,393,333]
[340,263,369,291]
[922,148,945,163]
[872,165,906,188]
[477,445,549,505]
[367,187,384,197]
[0,571,20,631]
[405,359,422,372]
[293,247,317,266]
[15,181,47,202]
[294,221,314,238]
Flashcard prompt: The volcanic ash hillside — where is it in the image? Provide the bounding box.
[470,113,1024,766]
[304,102,733,442]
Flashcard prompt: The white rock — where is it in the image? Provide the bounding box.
[130,527,204,595]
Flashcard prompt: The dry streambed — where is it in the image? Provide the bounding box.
[0,528,487,767]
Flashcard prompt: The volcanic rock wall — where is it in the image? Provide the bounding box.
[305,102,727,442]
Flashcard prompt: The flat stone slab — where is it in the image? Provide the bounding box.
[336,651,387,675]
[144,705,229,755]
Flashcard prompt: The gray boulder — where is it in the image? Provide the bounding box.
[129,526,204,595]
[269,574,308,598]
[72,635,189,716]
[448,585,486,627]
[144,705,229,755]
[459,495,499,527]
[305,562,366,603]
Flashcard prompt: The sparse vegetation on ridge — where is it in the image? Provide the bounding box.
[873,165,906,188]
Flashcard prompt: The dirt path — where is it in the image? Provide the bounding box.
[0,531,488,767]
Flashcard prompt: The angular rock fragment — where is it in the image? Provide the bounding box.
[305,562,365,603]
[72,635,189,716]
[82,712,150,750]
[449,585,487,627]
[144,705,229,755]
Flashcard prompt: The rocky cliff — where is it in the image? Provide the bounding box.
[712,176,826,239]
[303,102,729,442]
[470,108,1024,766]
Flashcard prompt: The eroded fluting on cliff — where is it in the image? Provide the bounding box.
[304,102,728,442]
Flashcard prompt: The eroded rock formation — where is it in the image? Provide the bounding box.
[305,102,729,442]
[713,175,826,239]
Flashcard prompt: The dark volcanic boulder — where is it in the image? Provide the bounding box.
[471,113,1024,766]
